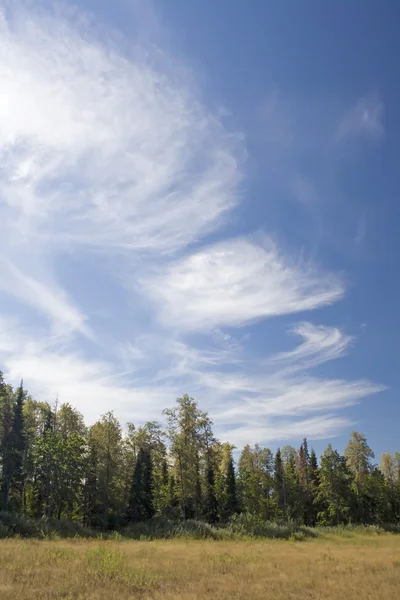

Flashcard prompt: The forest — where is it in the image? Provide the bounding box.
[1,371,399,531]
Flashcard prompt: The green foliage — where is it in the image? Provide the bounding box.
[203,457,218,523]
[238,444,274,518]
[0,511,98,538]
[86,412,124,528]
[221,453,239,519]
[225,513,315,539]
[273,448,286,515]
[163,395,214,520]
[127,447,154,522]
[315,444,353,525]
[0,372,399,534]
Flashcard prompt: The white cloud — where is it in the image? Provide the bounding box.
[219,416,353,446]
[0,3,386,446]
[142,237,344,330]
[0,316,173,423]
[335,95,384,142]
[0,1,243,336]
[271,322,353,369]
[0,317,386,445]
[216,376,385,421]
[0,3,242,254]
[0,259,91,337]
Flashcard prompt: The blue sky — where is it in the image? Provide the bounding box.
[0,0,398,458]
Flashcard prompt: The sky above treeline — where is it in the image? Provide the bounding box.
[0,0,399,458]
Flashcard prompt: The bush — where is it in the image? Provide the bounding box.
[1,512,397,541]
[121,517,232,540]
[0,512,98,539]
[226,513,316,539]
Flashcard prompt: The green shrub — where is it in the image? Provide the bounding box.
[0,512,98,539]
[226,513,316,539]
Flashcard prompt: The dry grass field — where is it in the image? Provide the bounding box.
[1,532,399,599]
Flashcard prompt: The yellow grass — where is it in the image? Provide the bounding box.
[1,533,399,599]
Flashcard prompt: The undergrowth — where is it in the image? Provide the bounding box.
[1,511,398,541]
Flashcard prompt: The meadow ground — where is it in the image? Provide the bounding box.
[0,532,399,599]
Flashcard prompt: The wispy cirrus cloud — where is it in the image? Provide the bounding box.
[271,322,353,370]
[335,94,384,142]
[0,3,242,254]
[0,259,91,338]
[141,237,344,330]
[0,1,386,445]
[0,316,385,444]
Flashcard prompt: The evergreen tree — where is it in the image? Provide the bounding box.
[10,381,26,509]
[166,472,178,513]
[0,372,399,530]
[273,448,286,517]
[282,446,302,521]
[224,454,239,518]
[299,438,315,525]
[0,373,14,510]
[308,448,320,525]
[203,457,218,523]
[193,452,202,519]
[299,438,309,485]
[127,447,154,522]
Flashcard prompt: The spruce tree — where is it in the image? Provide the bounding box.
[0,373,13,510]
[224,455,239,518]
[309,448,319,525]
[273,448,286,516]
[203,458,218,523]
[127,447,154,522]
[11,381,26,507]
[299,438,314,525]
[166,472,178,510]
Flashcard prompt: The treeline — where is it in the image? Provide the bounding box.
[0,372,399,529]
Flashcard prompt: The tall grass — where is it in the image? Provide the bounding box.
[1,534,400,599]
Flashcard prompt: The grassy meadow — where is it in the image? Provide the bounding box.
[1,531,400,599]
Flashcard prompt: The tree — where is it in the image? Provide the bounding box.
[86,412,124,528]
[380,453,397,484]
[308,448,319,525]
[299,439,309,485]
[298,438,316,525]
[10,382,26,509]
[0,380,26,511]
[203,454,218,523]
[219,447,239,519]
[273,448,286,517]
[32,430,85,519]
[56,403,87,439]
[281,445,302,521]
[123,421,167,516]
[315,445,353,525]
[344,432,375,523]
[380,453,400,522]
[0,372,14,510]
[163,395,213,519]
[0,370,399,531]
[127,447,154,522]
[238,444,274,518]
